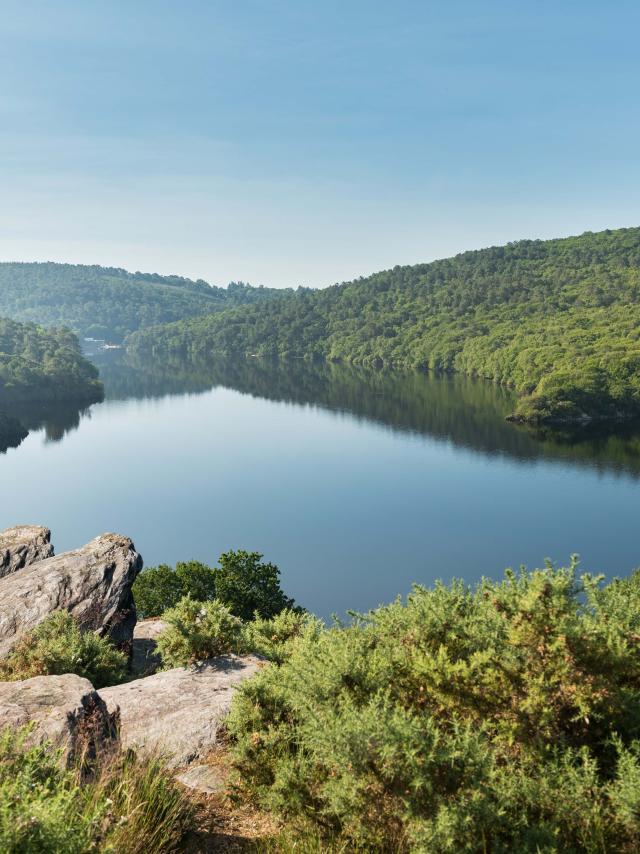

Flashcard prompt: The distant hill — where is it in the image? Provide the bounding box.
[0,262,291,341]
[128,227,640,423]
[0,316,103,405]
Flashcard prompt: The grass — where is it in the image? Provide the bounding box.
[0,726,193,853]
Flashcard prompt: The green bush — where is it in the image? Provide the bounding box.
[227,561,640,852]
[242,609,321,664]
[133,551,296,620]
[156,596,244,667]
[0,612,127,688]
[0,726,191,853]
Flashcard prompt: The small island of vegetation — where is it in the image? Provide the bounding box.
[0,317,103,406]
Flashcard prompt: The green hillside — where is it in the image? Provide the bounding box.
[128,227,640,423]
[0,317,103,405]
[0,262,290,341]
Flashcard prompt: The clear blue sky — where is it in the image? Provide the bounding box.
[1,1,638,288]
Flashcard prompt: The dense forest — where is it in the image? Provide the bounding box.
[0,317,103,405]
[0,262,291,341]
[128,227,640,423]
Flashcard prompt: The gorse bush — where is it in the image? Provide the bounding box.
[156,597,244,666]
[227,561,640,852]
[133,550,296,619]
[242,608,322,665]
[154,602,313,668]
[0,726,191,853]
[0,611,127,688]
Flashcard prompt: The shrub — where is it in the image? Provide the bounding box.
[132,560,216,618]
[242,609,321,664]
[156,596,244,667]
[0,726,192,853]
[227,562,640,852]
[133,551,296,620]
[0,611,127,688]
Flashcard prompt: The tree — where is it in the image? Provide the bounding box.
[215,550,297,621]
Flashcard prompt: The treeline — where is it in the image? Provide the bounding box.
[128,227,640,422]
[0,317,103,405]
[0,262,292,341]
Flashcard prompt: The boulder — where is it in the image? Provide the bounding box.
[0,525,54,578]
[131,618,168,676]
[0,673,116,761]
[0,533,142,657]
[100,655,262,767]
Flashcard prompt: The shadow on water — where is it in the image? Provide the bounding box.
[0,402,93,454]
[5,348,640,478]
[92,350,640,479]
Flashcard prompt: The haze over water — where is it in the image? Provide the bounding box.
[1,355,639,619]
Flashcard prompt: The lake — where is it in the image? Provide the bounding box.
[1,354,640,619]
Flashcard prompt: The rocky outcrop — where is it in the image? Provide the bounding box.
[0,674,116,761]
[0,525,54,578]
[100,655,262,767]
[131,618,168,676]
[0,533,142,657]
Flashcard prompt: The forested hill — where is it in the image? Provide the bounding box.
[0,262,291,341]
[128,227,640,423]
[0,317,103,404]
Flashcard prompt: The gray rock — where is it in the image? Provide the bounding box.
[100,655,262,767]
[175,762,226,794]
[0,673,116,761]
[0,533,143,657]
[0,525,54,578]
[131,618,169,676]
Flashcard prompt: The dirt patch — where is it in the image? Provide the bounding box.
[178,749,279,853]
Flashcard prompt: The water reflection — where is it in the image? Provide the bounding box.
[0,402,92,454]
[0,412,28,454]
[4,351,640,618]
[93,352,640,479]
[5,350,640,476]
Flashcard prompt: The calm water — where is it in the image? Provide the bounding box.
[1,354,640,618]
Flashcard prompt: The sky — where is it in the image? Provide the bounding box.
[0,1,638,289]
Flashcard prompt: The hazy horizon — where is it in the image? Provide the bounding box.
[1,1,638,288]
[0,222,638,292]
